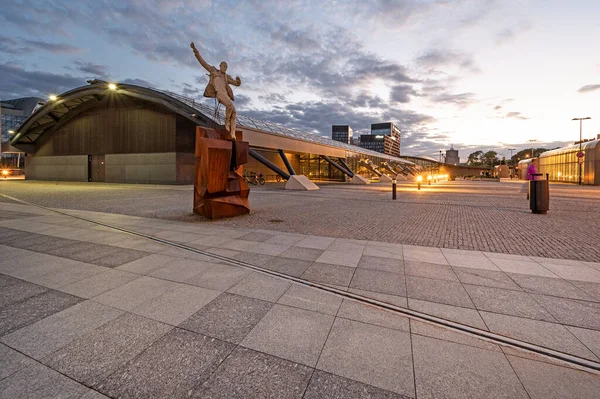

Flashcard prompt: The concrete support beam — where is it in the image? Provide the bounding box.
[380,174,393,183]
[351,175,369,184]
[285,175,319,190]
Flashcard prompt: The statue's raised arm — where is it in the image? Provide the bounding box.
[190,42,213,72]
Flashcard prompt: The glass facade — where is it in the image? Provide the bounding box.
[298,154,346,181]
[537,139,600,185]
[1,112,26,144]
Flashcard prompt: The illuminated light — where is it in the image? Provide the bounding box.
[49,95,57,101]
[2,170,8,177]
[557,172,562,177]
[427,175,432,180]
[375,135,384,139]
[416,176,423,182]
[8,130,15,134]
[108,83,117,90]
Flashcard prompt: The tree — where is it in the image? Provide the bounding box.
[482,151,499,166]
[467,151,483,165]
[511,148,549,165]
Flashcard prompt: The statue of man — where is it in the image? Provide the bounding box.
[190,42,241,139]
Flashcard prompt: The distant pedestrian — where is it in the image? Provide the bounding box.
[527,161,538,181]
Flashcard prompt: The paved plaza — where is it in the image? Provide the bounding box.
[1,180,600,398]
[2,180,600,261]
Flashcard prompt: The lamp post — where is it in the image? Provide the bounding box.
[508,148,516,175]
[572,117,591,185]
[527,139,538,159]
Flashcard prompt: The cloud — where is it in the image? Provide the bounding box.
[390,84,418,103]
[73,61,109,78]
[505,111,529,120]
[429,92,477,107]
[415,49,479,73]
[578,84,600,93]
[494,105,502,110]
[0,62,86,99]
[0,35,81,55]
[121,78,155,88]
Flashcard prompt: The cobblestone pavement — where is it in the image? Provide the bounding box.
[1,202,600,398]
[2,179,600,261]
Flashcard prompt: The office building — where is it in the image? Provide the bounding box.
[332,125,353,144]
[358,122,401,157]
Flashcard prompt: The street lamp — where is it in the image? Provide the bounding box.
[527,139,538,159]
[572,117,591,185]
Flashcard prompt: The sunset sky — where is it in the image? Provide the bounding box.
[1,0,599,157]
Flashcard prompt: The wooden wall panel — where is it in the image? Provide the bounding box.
[36,98,178,156]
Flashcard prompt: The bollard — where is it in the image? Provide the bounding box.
[418,182,421,190]
[392,179,397,200]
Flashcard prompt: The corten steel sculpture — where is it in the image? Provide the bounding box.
[191,42,241,139]
[191,42,249,219]
[193,126,250,219]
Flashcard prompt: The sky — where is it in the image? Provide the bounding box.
[1,0,599,158]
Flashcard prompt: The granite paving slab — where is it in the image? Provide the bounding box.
[507,273,596,301]
[186,264,250,291]
[294,235,335,250]
[196,346,313,399]
[260,257,313,277]
[404,260,457,282]
[0,361,89,399]
[480,311,598,360]
[358,255,404,273]
[58,269,140,298]
[410,320,500,352]
[232,251,275,266]
[131,284,221,326]
[99,328,234,399]
[304,370,410,399]
[452,267,521,290]
[337,299,409,331]
[0,290,82,336]
[349,268,406,297]
[43,313,172,389]
[115,253,174,275]
[148,258,216,283]
[531,294,600,330]
[277,284,343,316]
[179,293,273,344]
[407,298,488,330]
[301,263,355,287]
[507,355,600,399]
[315,250,362,267]
[278,246,324,262]
[92,276,182,311]
[406,276,475,308]
[444,253,501,271]
[0,343,38,381]
[0,279,48,308]
[463,284,557,322]
[2,301,123,360]
[227,272,291,302]
[566,326,600,359]
[412,335,528,399]
[317,317,414,397]
[242,304,334,367]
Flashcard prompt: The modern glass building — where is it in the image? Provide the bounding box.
[331,125,353,144]
[1,97,44,167]
[10,80,416,184]
[537,138,600,185]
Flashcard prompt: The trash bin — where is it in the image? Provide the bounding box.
[529,173,549,214]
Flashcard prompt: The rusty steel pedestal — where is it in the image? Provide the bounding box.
[193,127,250,219]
